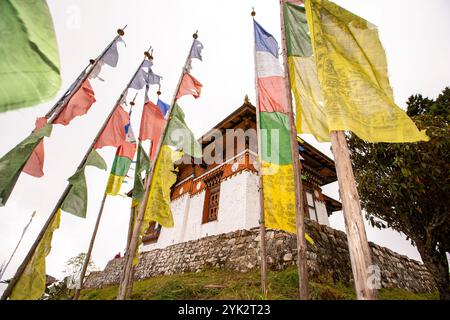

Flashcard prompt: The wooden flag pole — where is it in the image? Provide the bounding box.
[0,52,150,301]
[46,26,127,122]
[117,34,199,300]
[251,9,269,297]
[126,207,136,254]
[72,193,107,300]
[123,104,152,300]
[330,131,377,300]
[279,0,309,300]
[72,94,140,301]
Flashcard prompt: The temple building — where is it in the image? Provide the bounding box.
[139,97,341,251]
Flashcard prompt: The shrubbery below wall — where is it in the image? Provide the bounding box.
[85,219,436,293]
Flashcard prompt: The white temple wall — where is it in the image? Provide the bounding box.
[141,194,189,252]
[243,171,261,230]
[141,172,251,252]
[142,170,332,252]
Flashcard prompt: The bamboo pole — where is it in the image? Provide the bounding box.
[330,131,377,300]
[251,9,269,297]
[72,193,107,300]
[279,0,309,299]
[0,51,150,301]
[117,33,199,300]
[0,211,36,281]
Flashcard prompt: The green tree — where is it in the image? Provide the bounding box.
[63,252,97,292]
[348,87,450,300]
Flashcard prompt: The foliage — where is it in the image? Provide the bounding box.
[77,267,437,300]
[347,87,450,299]
[44,253,98,300]
[63,252,97,287]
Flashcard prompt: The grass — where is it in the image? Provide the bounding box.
[78,267,438,300]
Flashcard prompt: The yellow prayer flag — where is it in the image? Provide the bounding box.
[10,209,61,300]
[287,0,429,143]
[261,161,314,245]
[132,146,182,265]
[143,145,183,229]
[262,161,296,233]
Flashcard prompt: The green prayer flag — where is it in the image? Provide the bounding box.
[0,124,52,206]
[163,103,202,158]
[284,3,312,57]
[0,0,61,113]
[86,148,107,170]
[60,150,106,218]
[260,112,292,165]
[132,142,150,205]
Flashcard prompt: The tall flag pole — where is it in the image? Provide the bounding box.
[250,8,269,297]
[0,27,126,207]
[282,0,429,299]
[123,82,170,298]
[72,95,139,301]
[1,51,152,301]
[252,7,309,299]
[278,0,310,300]
[117,32,204,300]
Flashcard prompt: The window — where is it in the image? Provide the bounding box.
[202,171,223,223]
[142,221,162,244]
[306,191,317,222]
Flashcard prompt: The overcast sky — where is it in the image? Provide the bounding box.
[1,0,449,290]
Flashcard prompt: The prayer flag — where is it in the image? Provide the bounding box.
[253,20,298,233]
[176,73,203,99]
[0,0,61,113]
[285,0,429,142]
[53,80,96,126]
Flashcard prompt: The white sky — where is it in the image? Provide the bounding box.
[1,0,449,291]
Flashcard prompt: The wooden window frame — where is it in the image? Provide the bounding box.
[201,170,223,224]
[305,190,318,222]
[142,221,162,244]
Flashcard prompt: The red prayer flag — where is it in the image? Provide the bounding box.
[176,73,203,99]
[257,76,289,113]
[54,80,96,125]
[95,105,129,149]
[117,140,137,160]
[139,101,165,159]
[23,117,48,177]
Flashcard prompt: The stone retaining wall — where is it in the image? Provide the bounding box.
[85,219,436,292]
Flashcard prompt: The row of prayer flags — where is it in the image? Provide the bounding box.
[6,50,141,300]
[0,36,124,207]
[133,39,205,264]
